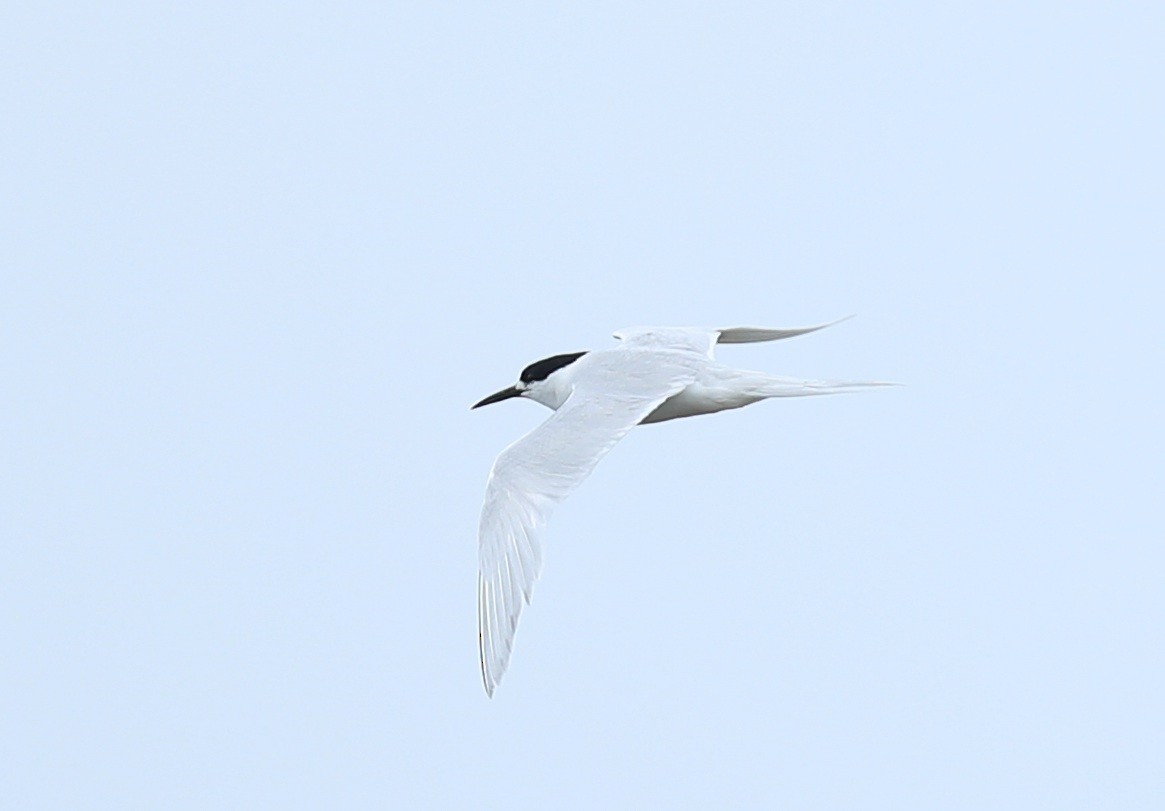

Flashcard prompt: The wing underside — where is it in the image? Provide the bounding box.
[477,348,702,696]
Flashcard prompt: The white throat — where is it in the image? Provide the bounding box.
[522,369,575,411]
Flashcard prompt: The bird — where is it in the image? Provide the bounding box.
[471,318,888,696]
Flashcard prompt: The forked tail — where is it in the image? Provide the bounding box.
[758,375,898,398]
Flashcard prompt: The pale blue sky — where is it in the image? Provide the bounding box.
[3,3,1162,809]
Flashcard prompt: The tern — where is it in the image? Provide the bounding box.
[472,319,888,696]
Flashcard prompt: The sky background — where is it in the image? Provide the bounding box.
[3,3,1162,809]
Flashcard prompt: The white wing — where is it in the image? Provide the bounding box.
[615,317,849,358]
[477,346,703,696]
[612,326,719,356]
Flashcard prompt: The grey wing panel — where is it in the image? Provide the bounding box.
[717,316,852,344]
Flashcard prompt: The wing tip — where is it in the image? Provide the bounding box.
[716,315,858,344]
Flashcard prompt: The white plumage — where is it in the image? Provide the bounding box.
[473,320,887,696]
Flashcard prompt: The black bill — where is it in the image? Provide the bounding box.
[472,385,522,409]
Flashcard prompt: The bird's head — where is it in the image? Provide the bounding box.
[472,351,588,411]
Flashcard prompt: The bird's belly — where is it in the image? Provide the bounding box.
[640,383,761,424]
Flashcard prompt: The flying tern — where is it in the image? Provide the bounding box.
[472,319,888,696]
